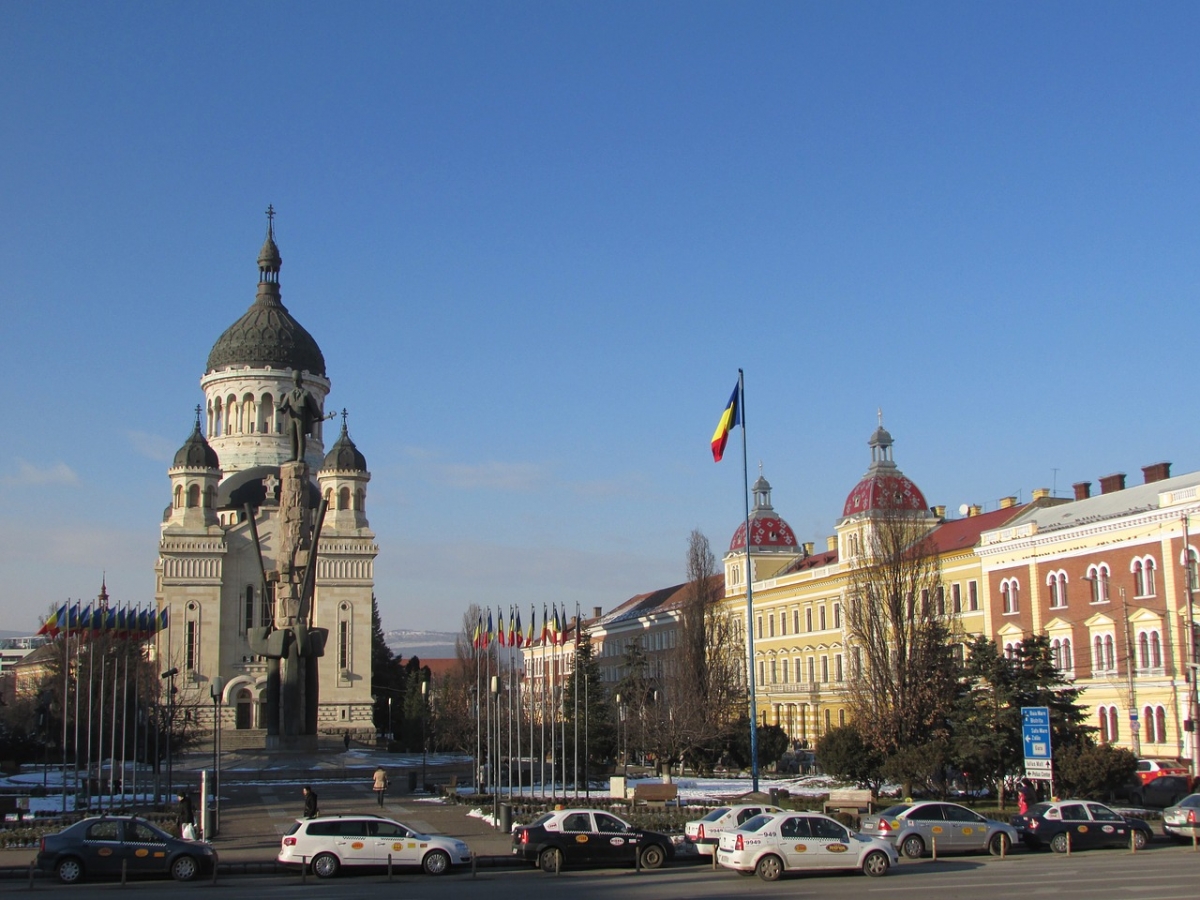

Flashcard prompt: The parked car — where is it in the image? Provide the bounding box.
[277,813,471,877]
[684,803,783,856]
[511,808,673,871]
[1127,775,1192,808]
[715,811,897,881]
[858,801,1017,858]
[1135,758,1190,786]
[36,815,216,884]
[1011,800,1151,852]
[1162,793,1200,842]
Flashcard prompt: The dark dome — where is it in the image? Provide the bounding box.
[173,420,220,469]
[321,422,367,472]
[217,465,320,512]
[205,288,326,376]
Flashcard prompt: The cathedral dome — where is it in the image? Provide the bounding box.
[729,474,798,552]
[172,417,220,469]
[841,419,928,517]
[321,418,367,472]
[205,207,327,377]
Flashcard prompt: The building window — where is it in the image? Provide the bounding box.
[1047,571,1068,609]
[781,658,789,684]
[758,660,765,685]
[833,603,841,629]
[1092,633,1116,671]
[243,587,254,635]
[1098,706,1112,743]
[820,656,829,682]
[769,659,777,684]
[835,654,843,681]
[968,580,979,612]
[805,608,813,632]
[1051,637,1073,673]
[935,586,945,617]
[185,620,198,671]
[819,606,827,631]
[1087,564,1111,602]
[792,609,800,633]
[756,616,763,640]
[261,584,274,628]
[1132,557,1157,597]
[1000,578,1019,615]
[807,657,815,683]
[768,615,775,638]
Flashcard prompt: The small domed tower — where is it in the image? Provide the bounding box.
[165,408,222,529]
[318,411,371,532]
[724,471,802,589]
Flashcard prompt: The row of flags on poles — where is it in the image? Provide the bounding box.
[472,603,573,650]
[36,602,168,640]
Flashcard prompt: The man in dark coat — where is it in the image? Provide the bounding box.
[175,792,195,836]
[302,785,318,818]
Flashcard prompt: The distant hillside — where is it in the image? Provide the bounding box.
[384,629,458,661]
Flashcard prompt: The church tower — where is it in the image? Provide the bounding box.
[156,209,377,746]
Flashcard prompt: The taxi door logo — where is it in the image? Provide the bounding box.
[792,843,807,853]
[392,842,404,852]
[575,835,589,843]
[932,826,944,834]
[1102,826,1114,834]
[610,837,625,846]
[827,844,848,853]
[135,848,149,858]
[98,848,113,857]
[352,841,365,849]
[1077,826,1088,833]
[961,827,973,835]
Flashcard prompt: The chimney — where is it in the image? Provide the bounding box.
[1099,473,1126,494]
[1142,462,1171,484]
[1032,488,1050,500]
[999,496,1018,509]
[968,505,982,517]
[932,505,946,518]
[826,535,837,552]
[802,541,814,556]
[592,606,603,620]
[1073,481,1091,501]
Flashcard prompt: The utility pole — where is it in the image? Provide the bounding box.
[1183,516,1199,781]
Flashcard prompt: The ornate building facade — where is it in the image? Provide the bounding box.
[156,211,377,744]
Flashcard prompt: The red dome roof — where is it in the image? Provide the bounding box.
[842,473,927,517]
[729,516,798,552]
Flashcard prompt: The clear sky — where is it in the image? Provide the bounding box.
[2,2,1198,639]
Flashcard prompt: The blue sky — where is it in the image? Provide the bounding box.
[2,2,1198,639]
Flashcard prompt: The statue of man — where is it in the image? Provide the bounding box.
[278,370,323,462]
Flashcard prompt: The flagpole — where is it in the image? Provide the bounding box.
[739,368,760,792]
[573,601,579,802]
[60,604,71,816]
[475,619,481,795]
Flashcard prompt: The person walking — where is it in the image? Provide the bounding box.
[302,785,319,819]
[1017,779,1035,816]
[343,730,351,752]
[175,792,196,840]
[372,767,389,808]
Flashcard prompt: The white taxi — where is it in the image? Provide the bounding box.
[716,811,897,882]
[684,803,783,856]
[278,814,472,877]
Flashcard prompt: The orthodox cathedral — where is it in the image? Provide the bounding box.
[156,210,377,745]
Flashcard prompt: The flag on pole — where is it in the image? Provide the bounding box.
[507,608,516,647]
[472,614,484,649]
[527,605,536,646]
[541,604,549,644]
[551,604,561,645]
[514,607,523,648]
[486,608,494,646]
[38,604,64,637]
[498,606,507,647]
[711,382,741,462]
[158,607,169,633]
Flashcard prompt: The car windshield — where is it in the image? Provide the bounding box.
[1027,803,1053,817]
[738,814,773,833]
[701,807,731,822]
[879,805,911,817]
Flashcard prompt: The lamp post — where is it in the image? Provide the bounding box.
[1182,516,1199,781]
[160,668,178,797]
[614,693,625,774]
[1086,575,1138,755]
[387,696,393,742]
[421,680,428,792]
[210,676,225,836]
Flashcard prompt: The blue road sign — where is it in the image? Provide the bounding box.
[1022,706,1052,760]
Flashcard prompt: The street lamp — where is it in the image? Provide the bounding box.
[1085,575,1139,755]
[421,679,428,792]
[614,693,625,774]
[160,668,178,798]
[210,676,226,836]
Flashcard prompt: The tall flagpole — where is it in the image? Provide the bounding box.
[573,600,579,801]
[739,369,760,792]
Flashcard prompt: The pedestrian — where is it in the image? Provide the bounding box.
[343,730,351,752]
[175,791,196,840]
[372,766,389,808]
[302,785,319,819]
[1017,779,1035,815]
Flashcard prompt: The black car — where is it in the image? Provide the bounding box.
[1128,775,1192,809]
[36,815,216,884]
[1011,800,1152,853]
[512,808,674,871]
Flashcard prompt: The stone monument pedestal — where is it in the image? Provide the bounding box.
[265,734,319,753]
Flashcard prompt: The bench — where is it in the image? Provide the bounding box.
[823,789,875,817]
[632,783,679,806]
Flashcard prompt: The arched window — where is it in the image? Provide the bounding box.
[236,688,254,729]
[1104,634,1115,669]
[204,486,215,508]
[1155,706,1167,744]
[174,485,183,509]
[1138,632,1150,669]
[355,488,366,511]
[1109,707,1119,742]
[1087,564,1111,602]
[187,484,200,508]
[1098,707,1110,743]
[838,708,846,727]
[1000,578,1020,614]
[338,487,350,510]
[1047,571,1068,609]
[1130,556,1157,597]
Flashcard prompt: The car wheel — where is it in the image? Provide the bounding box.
[422,850,450,876]
[55,857,84,885]
[862,849,890,877]
[901,835,925,859]
[312,852,340,878]
[1049,833,1069,854]
[639,844,666,869]
[755,854,783,882]
[538,847,562,873]
[988,832,1012,856]
[170,855,199,882]
[1132,829,1148,851]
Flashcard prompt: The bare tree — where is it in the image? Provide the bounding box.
[843,511,958,757]
[668,529,745,771]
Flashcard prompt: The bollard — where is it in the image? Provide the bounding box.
[388,853,393,881]
[712,847,718,870]
[121,859,127,886]
[28,861,34,890]
[635,848,642,874]
[555,849,561,876]
[302,855,307,883]
[1193,830,1198,852]
[1130,829,1137,854]
[471,851,477,878]
[931,837,937,862]
[1001,836,1007,860]
[1066,831,1071,856]
[212,849,219,885]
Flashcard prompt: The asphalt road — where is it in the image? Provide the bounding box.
[5,842,1199,900]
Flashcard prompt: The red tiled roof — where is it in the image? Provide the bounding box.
[927,505,1028,553]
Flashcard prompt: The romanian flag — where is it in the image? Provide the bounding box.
[498,606,508,647]
[551,604,562,645]
[486,608,494,646]
[508,608,516,647]
[38,604,64,637]
[711,383,741,462]
[514,608,523,648]
[472,614,484,649]
[526,606,536,646]
[541,605,550,644]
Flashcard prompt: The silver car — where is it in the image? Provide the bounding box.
[1162,792,1200,842]
[859,801,1017,858]
[716,811,897,881]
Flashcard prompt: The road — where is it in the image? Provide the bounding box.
[6,843,1199,899]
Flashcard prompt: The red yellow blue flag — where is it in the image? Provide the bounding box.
[711,383,741,462]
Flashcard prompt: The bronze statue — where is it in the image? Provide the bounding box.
[278,370,324,462]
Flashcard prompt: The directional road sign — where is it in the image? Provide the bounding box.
[1022,706,1052,761]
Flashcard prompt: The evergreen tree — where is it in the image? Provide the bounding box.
[564,627,613,779]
